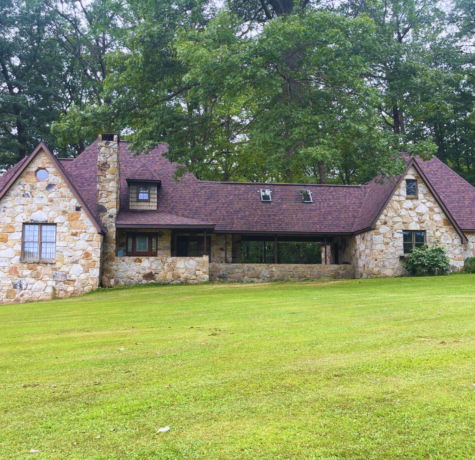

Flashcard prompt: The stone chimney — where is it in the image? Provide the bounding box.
[97,134,120,285]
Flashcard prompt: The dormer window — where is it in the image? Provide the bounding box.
[126,178,160,210]
[260,189,272,202]
[406,179,417,198]
[138,185,150,201]
[301,189,312,203]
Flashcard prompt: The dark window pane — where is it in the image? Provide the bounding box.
[277,241,321,264]
[415,231,425,247]
[406,180,417,196]
[260,189,271,202]
[188,240,198,257]
[404,243,413,254]
[301,190,312,203]
[403,231,412,244]
[136,236,149,252]
[177,240,188,257]
[127,236,133,253]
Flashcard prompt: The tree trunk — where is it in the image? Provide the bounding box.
[318,161,326,184]
[392,105,405,134]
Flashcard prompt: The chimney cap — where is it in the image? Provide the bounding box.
[99,133,118,142]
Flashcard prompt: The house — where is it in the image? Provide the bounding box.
[1,134,475,304]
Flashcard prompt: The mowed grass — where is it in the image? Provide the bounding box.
[1,276,475,459]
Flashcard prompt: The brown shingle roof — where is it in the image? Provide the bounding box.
[0,157,28,191]
[127,162,161,182]
[8,140,475,237]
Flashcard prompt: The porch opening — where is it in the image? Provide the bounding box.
[237,235,335,265]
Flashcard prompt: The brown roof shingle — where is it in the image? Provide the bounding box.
[8,139,475,236]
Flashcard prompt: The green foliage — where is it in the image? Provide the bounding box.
[3,0,475,186]
[0,0,64,167]
[463,257,475,274]
[404,244,451,276]
[241,240,322,264]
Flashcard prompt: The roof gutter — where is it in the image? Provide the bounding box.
[116,223,216,229]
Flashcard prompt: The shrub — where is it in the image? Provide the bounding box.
[404,244,451,276]
[463,257,475,274]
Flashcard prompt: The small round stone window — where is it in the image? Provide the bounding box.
[36,169,48,181]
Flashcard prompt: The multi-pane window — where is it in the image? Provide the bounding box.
[406,179,417,198]
[176,235,211,260]
[301,190,313,203]
[22,224,56,262]
[403,230,425,254]
[260,189,272,202]
[126,233,157,256]
[138,185,150,201]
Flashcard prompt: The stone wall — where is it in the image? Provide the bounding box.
[97,135,121,286]
[105,256,209,285]
[354,167,467,278]
[209,263,355,282]
[0,149,102,304]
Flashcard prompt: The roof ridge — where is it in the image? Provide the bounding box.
[128,160,160,180]
[202,180,364,187]
[423,156,475,191]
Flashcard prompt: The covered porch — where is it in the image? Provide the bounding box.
[107,228,355,285]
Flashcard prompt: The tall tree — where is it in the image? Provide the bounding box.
[0,0,64,168]
[45,0,127,154]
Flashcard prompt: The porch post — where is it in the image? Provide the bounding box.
[204,231,207,256]
[324,236,327,265]
[274,235,278,264]
[224,233,227,264]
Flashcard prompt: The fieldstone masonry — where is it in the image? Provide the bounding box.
[0,149,102,304]
[353,167,471,278]
[106,256,209,285]
[210,263,355,282]
[97,134,121,287]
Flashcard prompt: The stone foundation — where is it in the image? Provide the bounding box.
[209,263,355,282]
[104,256,209,286]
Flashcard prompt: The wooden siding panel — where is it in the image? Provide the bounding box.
[129,184,158,210]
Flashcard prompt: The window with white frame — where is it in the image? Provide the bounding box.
[260,189,272,202]
[301,189,313,203]
[138,185,150,201]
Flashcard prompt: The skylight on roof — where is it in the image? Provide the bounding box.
[301,189,312,203]
[260,189,272,202]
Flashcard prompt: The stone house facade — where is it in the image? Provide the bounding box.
[1,134,475,304]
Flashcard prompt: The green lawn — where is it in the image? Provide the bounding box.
[1,276,475,459]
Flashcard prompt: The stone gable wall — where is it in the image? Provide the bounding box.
[0,150,102,304]
[354,167,467,278]
[106,256,209,285]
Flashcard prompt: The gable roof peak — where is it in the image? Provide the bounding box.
[0,142,106,234]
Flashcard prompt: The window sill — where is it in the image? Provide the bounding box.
[21,259,56,264]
